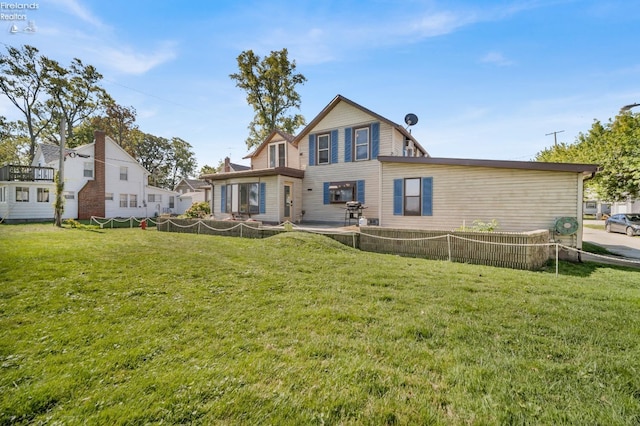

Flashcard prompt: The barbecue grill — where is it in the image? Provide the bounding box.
[344,201,365,225]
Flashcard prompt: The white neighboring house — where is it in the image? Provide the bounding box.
[0,131,179,223]
[611,198,640,215]
[173,178,208,215]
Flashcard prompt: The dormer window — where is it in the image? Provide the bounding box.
[268,142,286,168]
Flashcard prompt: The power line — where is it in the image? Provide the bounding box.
[102,78,194,111]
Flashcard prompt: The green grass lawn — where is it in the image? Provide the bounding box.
[1,225,639,425]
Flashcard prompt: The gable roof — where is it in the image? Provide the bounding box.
[38,143,76,164]
[378,155,599,174]
[292,94,429,156]
[175,178,208,191]
[229,162,251,172]
[243,129,296,159]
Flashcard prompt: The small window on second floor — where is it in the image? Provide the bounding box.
[269,142,286,168]
[120,166,128,181]
[354,127,370,161]
[84,162,94,178]
[317,134,330,165]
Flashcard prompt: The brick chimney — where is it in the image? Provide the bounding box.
[78,131,106,219]
[223,156,231,172]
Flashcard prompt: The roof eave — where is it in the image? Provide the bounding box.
[378,156,600,173]
[200,166,304,181]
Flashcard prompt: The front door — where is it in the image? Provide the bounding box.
[283,183,292,222]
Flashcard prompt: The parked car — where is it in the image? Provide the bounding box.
[605,214,640,236]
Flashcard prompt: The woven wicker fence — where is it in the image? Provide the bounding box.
[359,227,550,270]
[156,219,357,247]
[157,219,550,270]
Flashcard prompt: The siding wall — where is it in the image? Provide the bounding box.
[301,162,379,223]
[0,182,55,221]
[298,101,403,223]
[380,162,581,234]
[251,137,300,170]
[212,176,303,224]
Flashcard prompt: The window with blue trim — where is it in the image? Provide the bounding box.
[393,177,433,216]
[317,133,330,164]
[354,127,369,161]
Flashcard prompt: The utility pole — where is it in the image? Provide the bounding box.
[54,121,66,227]
[545,130,565,146]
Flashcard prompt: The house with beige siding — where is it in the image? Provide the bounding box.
[201,95,597,247]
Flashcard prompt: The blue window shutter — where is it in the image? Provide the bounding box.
[323,182,330,205]
[330,130,338,164]
[344,128,352,162]
[357,180,365,204]
[220,185,227,213]
[393,179,403,215]
[259,182,266,214]
[371,122,380,159]
[309,134,316,166]
[422,177,433,216]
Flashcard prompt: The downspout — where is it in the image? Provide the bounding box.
[378,159,383,226]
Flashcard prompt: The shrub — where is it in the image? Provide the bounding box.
[185,201,211,218]
[458,219,500,232]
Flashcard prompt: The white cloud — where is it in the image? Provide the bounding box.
[408,10,478,38]
[97,43,178,75]
[49,0,106,29]
[481,52,515,66]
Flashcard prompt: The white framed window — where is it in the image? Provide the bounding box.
[105,193,113,201]
[148,194,162,202]
[63,191,75,200]
[83,162,94,178]
[37,187,49,202]
[225,183,259,214]
[268,142,286,168]
[120,166,128,181]
[16,187,29,202]
[120,194,128,208]
[0,187,6,202]
[354,127,370,161]
[169,196,175,208]
[129,194,137,208]
[329,181,356,203]
[317,134,330,165]
[404,178,421,216]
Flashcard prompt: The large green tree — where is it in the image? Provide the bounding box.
[230,48,306,150]
[133,132,197,190]
[73,102,138,154]
[0,45,52,161]
[0,116,29,165]
[536,111,640,201]
[0,44,112,157]
[42,56,111,148]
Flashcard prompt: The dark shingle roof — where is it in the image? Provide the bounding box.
[39,143,75,164]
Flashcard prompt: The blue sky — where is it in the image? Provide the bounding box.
[1,0,639,170]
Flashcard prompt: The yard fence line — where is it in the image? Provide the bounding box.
[97,217,640,275]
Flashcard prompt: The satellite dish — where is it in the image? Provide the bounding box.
[404,113,418,127]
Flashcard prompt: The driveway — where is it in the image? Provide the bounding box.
[582,220,640,266]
